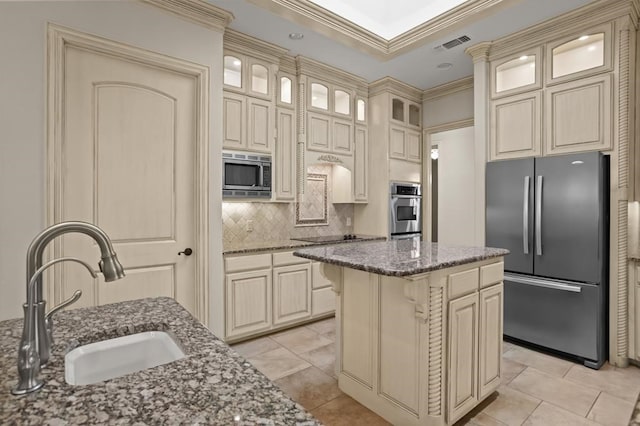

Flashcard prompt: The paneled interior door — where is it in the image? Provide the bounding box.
[54,40,201,317]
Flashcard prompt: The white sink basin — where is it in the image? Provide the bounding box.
[65,331,185,385]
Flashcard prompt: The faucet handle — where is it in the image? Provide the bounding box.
[45,290,82,344]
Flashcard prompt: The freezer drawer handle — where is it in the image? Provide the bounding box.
[507,275,582,293]
[535,176,543,256]
[523,176,530,254]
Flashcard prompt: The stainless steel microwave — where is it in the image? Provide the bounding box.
[222,150,271,198]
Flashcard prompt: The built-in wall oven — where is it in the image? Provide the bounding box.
[222,150,271,198]
[390,182,422,240]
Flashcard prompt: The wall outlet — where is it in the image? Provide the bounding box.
[346,217,352,226]
[246,220,253,232]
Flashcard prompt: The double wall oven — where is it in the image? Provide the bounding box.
[389,182,422,240]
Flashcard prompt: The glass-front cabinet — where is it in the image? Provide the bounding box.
[390,96,421,128]
[223,53,274,100]
[545,23,612,85]
[491,47,542,98]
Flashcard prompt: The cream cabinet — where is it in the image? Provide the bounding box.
[225,269,272,338]
[275,108,296,201]
[490,91,542,160]
[390,125,421,163]
[478,283,504,399]
[544,74,612,155]
[223,250,335,342]
[307,111,353,155]
[354,125,368,202]
[390,96,421,129]
[223,91,274,153]
[273,263,312,325]
[630,261,640,362]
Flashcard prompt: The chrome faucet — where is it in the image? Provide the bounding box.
[12,221,125,395]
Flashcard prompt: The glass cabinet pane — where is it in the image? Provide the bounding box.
[496,55,536,93]
[392,98,404,121]
[409,104,420,126]
[251,64,269,95]
[334,90,350,115]
[356,99,366,122]
[280,77,292,103]
[552,33,604,78]
[311,83,328,110]
[223,56,242,88]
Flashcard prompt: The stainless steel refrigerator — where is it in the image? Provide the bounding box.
[486,152,608,369]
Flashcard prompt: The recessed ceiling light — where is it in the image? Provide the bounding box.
[519,55,528,61]
[289,33,304,40]
[579,35,589,41]
[436,63,453,70]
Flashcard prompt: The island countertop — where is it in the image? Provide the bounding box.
[293,240,509,277]
[0,297,319,425]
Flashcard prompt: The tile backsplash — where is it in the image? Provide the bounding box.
[223,165,354,245]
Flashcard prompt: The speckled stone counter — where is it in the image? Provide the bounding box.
[293,240,509,277]
[0,297,319,425]
[224,235,386,255]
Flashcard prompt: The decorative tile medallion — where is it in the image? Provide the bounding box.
[295,173,328,226]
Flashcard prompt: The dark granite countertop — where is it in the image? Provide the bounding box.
[0,297,319,425]
[294,240,509,277]
[223,235,386,255]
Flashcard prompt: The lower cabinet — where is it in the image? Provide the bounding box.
[225,269,272,337]
[478,283,504,398]
[224,251,335,341]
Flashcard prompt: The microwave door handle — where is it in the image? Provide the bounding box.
[258,164,264,188]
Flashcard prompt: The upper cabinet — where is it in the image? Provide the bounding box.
[545,23,612,85]
[307,78,354,119]
[223,53,275,100]
[491,47,542,98]
[390,96,421,129]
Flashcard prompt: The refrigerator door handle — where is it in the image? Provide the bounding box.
[535,175,543,256]
[523,176,530,254]
[505,274,582,293]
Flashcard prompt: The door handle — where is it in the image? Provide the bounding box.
[178,248,193,256]
[523,176,530,254]
[505,274,582,293]
[535,176,543,256]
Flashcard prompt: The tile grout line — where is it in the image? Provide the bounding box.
[585,391,602,421]
[520,400,543,425]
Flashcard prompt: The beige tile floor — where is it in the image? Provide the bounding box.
[231,317,640,426]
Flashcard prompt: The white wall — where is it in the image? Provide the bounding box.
[433,127,476,246]
[423,87,474,128]
[0,1,224,325]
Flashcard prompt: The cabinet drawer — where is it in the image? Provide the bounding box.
[225,253,272,273]
[312,287,335,316]
[312,262,332,289]
[273,251,310,267]
[481,262,504,288]
[448,268,480,299]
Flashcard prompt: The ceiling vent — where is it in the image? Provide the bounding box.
[441,35,471,50]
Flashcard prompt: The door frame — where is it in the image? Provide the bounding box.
[422,119,474,243]
[46,24,211,325]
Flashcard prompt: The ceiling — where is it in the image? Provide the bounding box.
[206,0,597,90]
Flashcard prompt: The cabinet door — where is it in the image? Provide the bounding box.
[478,283,503,399]
[275,108,295,200]
[490,91,541,160]
[390,126,406,159]
[273,264,312,325]
[223,92,246,150]
[406,129,421,163]
[354,125,368,202]
[312,287,335,316]
[247,97,273,153]
[332,117,353,155]
[448,292,479,424]
[544,74,611,155]
[308,112,331,152]
[226,269,272,338]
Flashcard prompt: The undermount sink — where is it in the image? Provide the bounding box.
[65,331,185,385]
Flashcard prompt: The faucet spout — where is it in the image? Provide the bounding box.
[24,221,125,367]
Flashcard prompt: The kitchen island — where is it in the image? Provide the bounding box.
[294,240,509,425]
[0,297,319,425]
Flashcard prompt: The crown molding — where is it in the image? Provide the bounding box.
[465,42,492,63]
[278,55,297,75]
[423,76,474,101]
[296,56,368,89]
[486,0,639,60]
[368,77,422,102]
[142,0,233,32]
[224,29,289,63]
[247,0,520,61]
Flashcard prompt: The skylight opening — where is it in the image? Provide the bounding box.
[309,0,468,40]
